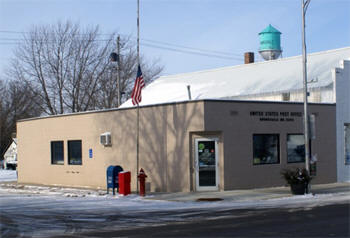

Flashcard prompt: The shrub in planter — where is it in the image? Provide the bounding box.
[281,168,312,195]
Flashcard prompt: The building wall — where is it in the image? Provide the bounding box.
[17,101,205,192]
[225,64,347,184]
[229,87,334,104]
[204,101,337,190]
[17,100,337,192]
[335,60,350,182]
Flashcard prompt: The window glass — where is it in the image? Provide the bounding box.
[253,134,280,165]
[345,124,350,165]
[68,140,82,165]
[51,141,64,165]
[287,134,305,163]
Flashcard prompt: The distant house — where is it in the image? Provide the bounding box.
[4,138,17,170]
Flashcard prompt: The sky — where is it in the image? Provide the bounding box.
[0,0,349,77]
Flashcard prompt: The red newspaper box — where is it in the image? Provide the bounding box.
[118,171,131,196]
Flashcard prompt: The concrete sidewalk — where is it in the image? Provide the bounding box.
[146,182,350,202]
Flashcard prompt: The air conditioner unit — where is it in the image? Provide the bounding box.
[100,132,112,146]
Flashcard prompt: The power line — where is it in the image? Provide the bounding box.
[141,38,242,57]
[0,30,244,61]
[0,40,242,61]
[0,42,20,45]
[0,30,113,36]
[0,38,112,43]
[0,38,24,41]
[0,30,25,34]
[141,42,242,61]
[0,30,244,56]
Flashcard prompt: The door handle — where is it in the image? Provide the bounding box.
[195,159,199,172]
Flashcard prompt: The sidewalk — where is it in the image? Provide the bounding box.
[146,182,350,202]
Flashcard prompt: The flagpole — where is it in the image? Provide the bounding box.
[136,102,140,194]
[136,0,140,194]
[137,0,140,65]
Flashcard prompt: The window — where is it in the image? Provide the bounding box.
[253,134,280,165]
[68,140,82,165]
[287,134,305,163]
[345,124,350,165]
[51,141,64,165]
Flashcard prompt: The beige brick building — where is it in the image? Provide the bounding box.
[17,100,336,192]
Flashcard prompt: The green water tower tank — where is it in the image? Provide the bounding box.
[258,24,282,60]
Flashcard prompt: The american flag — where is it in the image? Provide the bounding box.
[131,65,145,105]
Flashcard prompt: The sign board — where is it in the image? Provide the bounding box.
[250,111,302,122]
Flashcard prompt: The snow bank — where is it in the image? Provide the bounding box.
[1,181,349,212]
[0,169,17,182]
[1,186,348,238]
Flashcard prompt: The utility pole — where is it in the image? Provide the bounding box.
[109,36,121,107]
[117,36,121,107]
[302,0,311,192]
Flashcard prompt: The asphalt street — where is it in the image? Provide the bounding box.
[1,182,349,238]
[1,196,349,238]
[67,203,350,238]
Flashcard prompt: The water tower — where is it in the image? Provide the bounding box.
[258,24,282,60]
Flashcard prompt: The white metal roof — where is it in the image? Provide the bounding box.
[121,47,350,108]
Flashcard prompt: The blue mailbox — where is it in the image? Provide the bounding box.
[106,165,123,195]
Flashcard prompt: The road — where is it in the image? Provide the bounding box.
[78,203,349,238]
[1,189,349,238]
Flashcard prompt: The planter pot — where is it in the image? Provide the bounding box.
[290,183,308,195]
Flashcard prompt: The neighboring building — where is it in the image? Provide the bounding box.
[3,138,17,170]
[122,47,350,182]
[121,47,350,106]
[17,100,336,192]
[334,60,350,182]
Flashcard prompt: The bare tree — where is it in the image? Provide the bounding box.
[0,79,42,159]
[0,80,5,158]
[7,21,163,114]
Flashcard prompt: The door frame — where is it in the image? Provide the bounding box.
[194,137,219,191]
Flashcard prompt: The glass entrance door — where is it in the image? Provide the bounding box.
[195,138,218,191]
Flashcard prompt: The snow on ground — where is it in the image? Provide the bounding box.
[0,169,349,211]
[1,185,349,227]
[0,169,17,182]
[1,169,349,237]
[0,183,349,212]
[1,184,349,237]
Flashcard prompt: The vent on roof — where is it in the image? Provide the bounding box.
[282,92,290,101]
[187,85,192,100]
